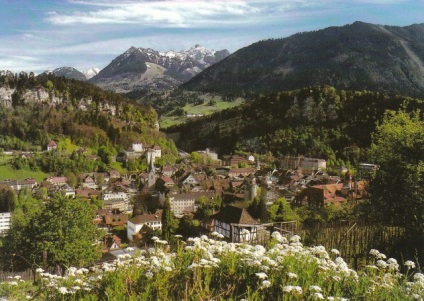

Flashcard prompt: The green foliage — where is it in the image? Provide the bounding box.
[269,198,299,222]
[97,146,115,165]
[0,185,17,212]
[0,73,178,165]
[259,198,269,223]
[2,195,102,271]
[368,109,424,232]
[161,196,177,241]
[194,195,222,220]
[177,215,201,238]
[167,86,421,158]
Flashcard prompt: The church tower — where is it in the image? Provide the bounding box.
[148,152,156,188]
[244,175,258,202]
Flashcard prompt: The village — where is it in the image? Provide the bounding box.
[0,139,376,264]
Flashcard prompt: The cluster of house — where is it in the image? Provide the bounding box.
[123,154,368,245]
[0,147,371,249]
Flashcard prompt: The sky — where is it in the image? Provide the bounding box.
[0,0,423,74]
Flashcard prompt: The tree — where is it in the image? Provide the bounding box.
[161,195,177,241]
[259,197,269,223]
[2,195,102,272]
[269,198,299,222]
[97,146,115,165]
[248,197,260,220]
[0,185,17,212]
[368,109,424,231]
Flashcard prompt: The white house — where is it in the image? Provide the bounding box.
[0,212,11,234]
[102,192,129,202]
[132,142,143,152]
[211,206,260,243]
[102,192,130,212]
[127,212,162,241]
[169,193,197,217]
[180,173,199,186]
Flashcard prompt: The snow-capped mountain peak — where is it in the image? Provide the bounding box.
[83,68,100,80]
[89,45,230,92]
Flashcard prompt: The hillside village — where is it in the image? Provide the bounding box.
[0,137,374,262]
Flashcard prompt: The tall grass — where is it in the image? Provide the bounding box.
[1,233,423,300]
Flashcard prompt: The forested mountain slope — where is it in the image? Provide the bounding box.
[0,71,176,156]
[182,22,424,98]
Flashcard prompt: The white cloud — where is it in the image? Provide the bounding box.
[45,0,305,27]
[0,55,46,73]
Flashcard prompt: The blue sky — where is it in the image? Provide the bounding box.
[0,0,423,73]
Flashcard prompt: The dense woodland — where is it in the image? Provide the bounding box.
[167,86,423,166]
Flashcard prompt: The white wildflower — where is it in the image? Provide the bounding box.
[309,285,322,292]
[369,249,380,256]
[58,287,68,294]
[255,272,268,279]
[287,272,298,279]
[413,273,424,282]
[404,260,415,269]
[313,292,324,300]
[145,271,153,278]
[331,249,340,255]
[290,235,301,243]
[376,260,387,269]
[260,280,271,289]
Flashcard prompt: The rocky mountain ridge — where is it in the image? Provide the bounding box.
[89,44,230,92]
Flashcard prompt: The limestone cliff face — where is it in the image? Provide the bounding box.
[0,87,14,108]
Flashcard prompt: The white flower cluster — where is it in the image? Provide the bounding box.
[3,233,423,300]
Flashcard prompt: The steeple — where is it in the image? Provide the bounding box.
[149,151,155,172]
[148,152,156,188]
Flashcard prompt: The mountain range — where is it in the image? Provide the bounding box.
[43,67,100,81]
[182,21,424,98]
[88,45,230,92]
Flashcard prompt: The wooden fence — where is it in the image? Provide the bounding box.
[300,220,406,269]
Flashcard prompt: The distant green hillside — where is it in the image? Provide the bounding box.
[165,86,423,165]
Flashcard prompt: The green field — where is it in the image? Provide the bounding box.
[0,158,48,182]
[160,97,244,128]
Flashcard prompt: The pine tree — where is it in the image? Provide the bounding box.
[259,197,270,223]
[248,197,260,219]
[161,195,174,241]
